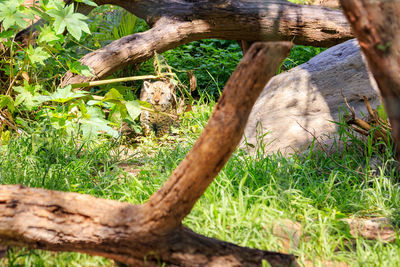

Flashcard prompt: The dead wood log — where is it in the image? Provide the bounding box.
[340,0,400,159]
[311,0,341,9]
[0,42,295,266]
[61,0,352,86]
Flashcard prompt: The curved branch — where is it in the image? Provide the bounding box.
[0,42,295,266]
[61,18,205,85]
[145,41,293,231]
[61,0,351,86]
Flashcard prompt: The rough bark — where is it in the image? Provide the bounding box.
[61,0,352,86]
[0,42,296,266]
[340,0,400,159]
[311,0,340,9]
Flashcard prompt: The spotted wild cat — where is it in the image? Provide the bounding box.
[140,80,177,137]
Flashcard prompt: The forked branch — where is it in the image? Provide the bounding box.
[0,42,295,266]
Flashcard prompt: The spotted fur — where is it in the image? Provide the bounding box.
[140,80,176,137]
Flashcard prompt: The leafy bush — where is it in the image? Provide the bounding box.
[0,1,146,139]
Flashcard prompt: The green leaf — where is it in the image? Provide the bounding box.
[125,100,141,121]
[67,61,93,77]
[14,87,34,109]
[103,88,124,103]
[38,25,62,43]
[0,0,29,30]
[0,130,11,145]
[75,0,98,7]
[26,46,51,66]
[86,100,101,106]
[42,0,65,10]
[47,3,90,40]
[137,100,152,109]
[0,95,15,113]
[37,85,88,103]
[80,106,118,138]
[0,29,14,39]
[13,81,42,110]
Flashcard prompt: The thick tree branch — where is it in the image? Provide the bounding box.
[62,18,207,85]
[340,0,400,158]
[0,42,296,266]
[145,42,293,231]
[61,0,351,86]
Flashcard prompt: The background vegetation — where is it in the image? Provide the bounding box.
[1,1,399,267]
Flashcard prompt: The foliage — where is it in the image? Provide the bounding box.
[281,45,326,71]
[0,2,324,138]
[87,5,148,48]
[133,39,243,97]
[288,0,315,4]
[2,103,400,266]
[0,120,123,195]
[0,1,148,139]
[1,2,398,266]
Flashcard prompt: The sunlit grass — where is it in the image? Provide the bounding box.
[2,101,400,266]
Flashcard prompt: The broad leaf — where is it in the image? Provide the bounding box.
[67,61,93,77]
[47,3,90,40]
[80,106,118,138]
[0,0,29,30]
[0,95,15,113]
[125,100,141,121]
[13,81,42,110]
[37,85,88,103]
[38,25,62,43]
[26,46,51,66]
[137,100,152,109]
[0,30,14,39]
[75,0,98,7]
[103,88,124,103]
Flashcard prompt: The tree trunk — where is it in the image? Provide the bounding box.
[340,0,400,159]
[0,42,296,266]
[61,0,352,87]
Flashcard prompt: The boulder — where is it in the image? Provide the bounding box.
[242,39,381,154]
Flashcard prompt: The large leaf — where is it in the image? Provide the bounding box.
[103,88,124,103]
[37,25,62,44]
[13,81,42,110]
[0,95,15,113]
[80,106,118,138]
[75,0,98,7]
[47,3,90,40]
[125,100,141,121]
[26,46,51,66]
[0,0,29,30]
[37,85,88,103]
[67,61,93,77]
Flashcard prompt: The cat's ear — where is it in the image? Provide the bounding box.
[168,80,176,90]
[143,81,151,92]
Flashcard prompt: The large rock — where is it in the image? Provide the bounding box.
[242,39,381,154]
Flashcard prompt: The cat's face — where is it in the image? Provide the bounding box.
[142,81,174,111]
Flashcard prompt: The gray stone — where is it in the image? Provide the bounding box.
[242,39,381,154]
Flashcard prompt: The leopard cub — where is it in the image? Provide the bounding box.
[140,80,177,137]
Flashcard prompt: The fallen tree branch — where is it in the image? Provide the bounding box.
[0,42,296,266]
[61,0,352,86]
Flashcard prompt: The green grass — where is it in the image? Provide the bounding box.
[1,102,400,266]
